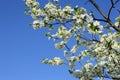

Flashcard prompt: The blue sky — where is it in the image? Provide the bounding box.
[0,0,119,80]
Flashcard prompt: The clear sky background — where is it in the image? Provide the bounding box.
[0,0,119,80]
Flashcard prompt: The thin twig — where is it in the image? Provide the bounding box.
[64,44,71,51]
[93,18,107,22]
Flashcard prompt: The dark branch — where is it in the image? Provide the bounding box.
[89,0,108,19]
[108,0,120,19]
[108,0,115,19]
[110,0,114,5]
[64,44,71,51]
[92,14,107,22]
[93,18,107,22]
[114,0,120,4]
[89,0,120,32]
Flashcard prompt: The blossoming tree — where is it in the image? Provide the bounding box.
[24,0,120,80]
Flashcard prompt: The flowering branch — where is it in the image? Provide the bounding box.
[24,0,120,80]
[89,0,120,32]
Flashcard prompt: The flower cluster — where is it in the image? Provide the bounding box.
[42,57,64,66]
[88,21,103,34]
[25,0,120,80]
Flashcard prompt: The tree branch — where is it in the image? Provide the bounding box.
[64,44,71,51]
[92,14,107,22]
[89,0,120,32]
[108,0,120,19]
[93,18,107,22]
[108,0,115,19]
[89,0,108,19]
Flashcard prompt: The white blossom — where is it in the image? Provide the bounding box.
[115,22,119,26]
[84,62,93,71]
[93,21,100,26]
[70,45,78,53]
[53,57,64,65]
[71,70,81,78]
[63,5,73,12]
[55,41,64,49]
[68,56,76,60]
[33,20,40,29]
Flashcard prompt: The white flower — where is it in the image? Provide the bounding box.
[86,15,93,22]
[81,50,88,56]
[84,62,93,71]
[80,7,86,14]
[55,41,64,49]
[32,1,39,7]
[71,70,81,78]
[26,0,35,1]
[94,47,101,52]
[93,21,100,26]
[115,22,119,26]
[33,20,40,29]
[70,45,78,53]
[45,2,55,9]
[51,34,58,40]
[67,56,76,62]
[87,23,91,27]
[98,61,106,66]
[69,62,75,68]
[100,34,107,42]
[25,0,34,6]
[76,19,82,23]
[33,20,40,24]
[75,5,78,8]
[42,58,48,64]
[53,57,64,65]
[112,41,119,49]
[80,14,86,19]
[48,57,64,65]
[33,20,44,29]
[115,16,120,21]
[63,5,73,12]
[64,50,68,56]
[54,0,59,2]
[72,15,77,20]
[98,25,103,30]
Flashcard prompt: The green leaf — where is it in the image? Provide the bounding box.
[90,23,98,31]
